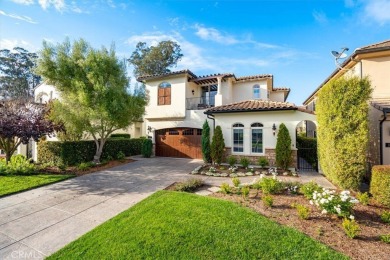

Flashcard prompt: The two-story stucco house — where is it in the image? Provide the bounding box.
[303,39,390,167]
[138,70,315,168]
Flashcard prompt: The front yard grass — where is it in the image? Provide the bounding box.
[48,190,346,260]
[0,174,74,197]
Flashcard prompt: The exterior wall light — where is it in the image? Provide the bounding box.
[147,126,154,134]
[192,89,195,95]
[272,123,277,136]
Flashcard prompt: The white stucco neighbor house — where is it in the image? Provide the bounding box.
[137,70,315,169]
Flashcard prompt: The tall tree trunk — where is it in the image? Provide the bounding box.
[93,138,106,164]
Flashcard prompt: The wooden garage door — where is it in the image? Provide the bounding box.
[155,128,202,159]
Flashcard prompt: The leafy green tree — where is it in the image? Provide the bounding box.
[37,38,146,163]
[0,47,41,99]
[317,76,372,190]
[128,41,183,77]
[201,120,211,163]
[211,125,225,165]
[275,123,292,170]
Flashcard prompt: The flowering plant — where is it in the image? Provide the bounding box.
[209,166,217,173]
[228,166,238,173]
[310,189,358,219]
[268,167,278,176]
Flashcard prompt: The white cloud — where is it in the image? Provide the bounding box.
[38,0,65,11]
[11,0,34,5]
[194,24,238,45]
[312,10,328,24]
[364,0,390,24]
[0,10,37,24]
[0,39,37,51]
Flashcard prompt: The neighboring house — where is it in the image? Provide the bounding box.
[138,70,315,168]
[303,39,390,167]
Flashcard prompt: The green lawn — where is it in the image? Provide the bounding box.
[0,174,74,197]
[49,191,347,260]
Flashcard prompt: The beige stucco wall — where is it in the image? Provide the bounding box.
[232,80,268,103]
[34,83,59,103]
[269,91,285,102]
[212,110,316,156]
[361,56,390,99]
[382,120,390,165]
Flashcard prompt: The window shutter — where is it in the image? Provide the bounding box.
[158,88,165,105]
[165,87,171,105]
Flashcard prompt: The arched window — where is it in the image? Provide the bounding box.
[158,82,171,105]
[232,123,244,153]
[251,122,263,153]
[253,84,260,99]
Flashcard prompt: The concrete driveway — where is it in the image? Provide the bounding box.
[0,157,202,259]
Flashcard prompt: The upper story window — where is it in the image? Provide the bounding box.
[253,84,260,99]
[251,123,263,154]
[158,82,171,105]
[232,123,244,153]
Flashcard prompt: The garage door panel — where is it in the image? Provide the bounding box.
[155,128,202,159]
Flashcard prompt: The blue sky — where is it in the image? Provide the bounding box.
[1,0,390,104]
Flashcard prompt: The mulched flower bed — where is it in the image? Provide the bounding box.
[40,159,134,176]
[211,190,390,260]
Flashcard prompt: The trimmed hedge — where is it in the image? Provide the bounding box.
[38,139,143,166]
[316,76,372,190]
[370,165,390,207]
[110,133,131,139]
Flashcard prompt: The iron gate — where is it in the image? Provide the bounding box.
[297,148,318,172]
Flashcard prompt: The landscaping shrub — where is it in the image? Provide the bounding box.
[263,195,273,208]
[117,151,125,161]
[232,177,240,188]
[296,136,317,169]
[317,76,372,190]
[110,133,131,139]
[77,162,94,171]
[0,155,37,175]
[240,157,250,168]
[220,183,231,194]
[369,165,390,207]
[380,234,390,244]
[141,139,153,158]
[227,155,237,167]
[38,139,143,166]
[381,211,390,224]
[201,120,211,163]
[275,123,292,170]
[356,192,370,205]
[174,178,204,192]
[285,181,301,194]
[258,157,269,168]
[210,126,225,165]
[242,186,250,199]
[342,218,360,239]
[256,177,284,195]
[310,189,358,218]
[295,204,310,220]
[300,181,323,199]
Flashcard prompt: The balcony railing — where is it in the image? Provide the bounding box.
[186,96,215,110]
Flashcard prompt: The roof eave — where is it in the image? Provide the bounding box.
[204,107,298,115]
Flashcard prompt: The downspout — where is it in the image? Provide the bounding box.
[380,110,388,165]
[207,114,215,130]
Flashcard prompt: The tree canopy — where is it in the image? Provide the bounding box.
[0,99,61,163]
[275,123,292,170]
[36,38,147,162]
[128,41,183,78]
[0,47,41,99]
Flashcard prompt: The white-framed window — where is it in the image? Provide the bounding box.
[253,84,260,99]
[232,123,244,153]
[251,122,264,154]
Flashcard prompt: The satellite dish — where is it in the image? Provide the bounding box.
[331,47,349,69]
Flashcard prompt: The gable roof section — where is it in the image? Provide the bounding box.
[303,39,390,105]
[204,99,297,114]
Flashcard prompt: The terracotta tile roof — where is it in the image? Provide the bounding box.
[137,69,197,81]
[358,39,390,51]
[371,99,390,112]
[273,87,290,91]
[235,74,273,81]
[204,99,297,114]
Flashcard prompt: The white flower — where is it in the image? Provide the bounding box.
[321,209,327,214]
[313,193,317,199]
[309,200,313,205]
[349,215,355,220]
[350,198,359,204]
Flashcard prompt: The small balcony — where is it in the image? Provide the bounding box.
[186,96,215,110]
